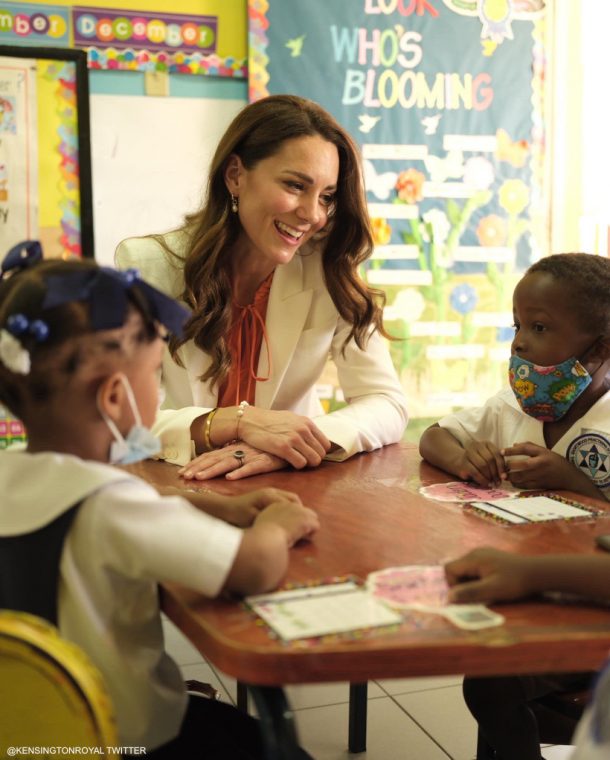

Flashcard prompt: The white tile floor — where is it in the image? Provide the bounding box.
[162,616,576,759]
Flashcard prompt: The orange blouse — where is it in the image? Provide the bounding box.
[217,273,274,407]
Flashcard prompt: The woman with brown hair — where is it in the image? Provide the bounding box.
[116,94,407,480]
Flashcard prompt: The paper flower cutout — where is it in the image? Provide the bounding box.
[476,214,508,247]
[499,179,530,216]
[450,283,478,315]
[371,217,392,246]
[395,169,425,204]
[0,329,31,374]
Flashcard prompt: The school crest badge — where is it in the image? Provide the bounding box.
[567,434,610,491]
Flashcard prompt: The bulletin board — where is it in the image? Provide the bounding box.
[0,45,93,259]
[249,0,548,420]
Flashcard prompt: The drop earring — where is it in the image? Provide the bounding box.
[231,194,239,213]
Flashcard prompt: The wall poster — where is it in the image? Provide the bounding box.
[0,45,93,260]
[249,0,548,421]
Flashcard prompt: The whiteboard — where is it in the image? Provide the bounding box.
[90,94,245,265]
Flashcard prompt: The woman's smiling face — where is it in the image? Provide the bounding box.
[225,134,339,269]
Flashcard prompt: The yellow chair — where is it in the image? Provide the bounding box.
[0,610,118,757]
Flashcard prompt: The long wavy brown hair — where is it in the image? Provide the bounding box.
[163,94,389,387]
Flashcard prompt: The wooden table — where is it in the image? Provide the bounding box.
[130,443,610,757]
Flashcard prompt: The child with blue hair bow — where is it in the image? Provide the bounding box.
[0,242,317,758]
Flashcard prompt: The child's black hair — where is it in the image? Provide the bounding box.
[0,259,159,419]
[526,253,610,336]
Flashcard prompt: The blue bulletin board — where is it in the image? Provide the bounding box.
[249,0,548,419]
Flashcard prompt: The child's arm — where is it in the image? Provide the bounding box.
[224,501,320,595]
[445,547,610,604]
[504,442,608,501]
[419,424,506,487]
[157,485,303,527]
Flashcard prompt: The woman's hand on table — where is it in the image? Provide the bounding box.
[184,406,331,479]
[179,441,288,481]
[239,407,331,469]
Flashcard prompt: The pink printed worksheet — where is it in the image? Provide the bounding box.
[419,481,514,503]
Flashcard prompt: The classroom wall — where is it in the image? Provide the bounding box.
[89,74,246,264]
[3,0,249,264]
[5,2,591,262]
[77,0,249,264]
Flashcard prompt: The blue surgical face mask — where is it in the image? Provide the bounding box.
[508,353,593,422]
[98,375,161,464]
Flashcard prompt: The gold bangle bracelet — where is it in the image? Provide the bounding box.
[203,408,218,451]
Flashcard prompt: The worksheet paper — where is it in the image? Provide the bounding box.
[245,581,402,641]
[419,481,516,502]
[469,495,595,524]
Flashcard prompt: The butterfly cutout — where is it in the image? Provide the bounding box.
[421,114,442,135]
[424,150,464,183]
[495,129,529,168]
[363,160,398,201]
[285,35,306,57]
[358,114,381,134]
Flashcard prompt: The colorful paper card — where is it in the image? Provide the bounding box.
[245,581,402,641]
[469,494,599,525]
[419,481,516,503]
[367,565,505,630]
[367,565,449,608]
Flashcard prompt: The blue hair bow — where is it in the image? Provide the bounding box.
[42,267,189,337]
[1,240,43,277]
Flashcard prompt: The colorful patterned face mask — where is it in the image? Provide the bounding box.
[508,353,592,422]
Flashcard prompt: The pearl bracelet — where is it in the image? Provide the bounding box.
[235,400,249,441]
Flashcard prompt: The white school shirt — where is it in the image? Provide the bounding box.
[570,658,610,759]
[438,388,610,499]
[115,232,408,466]
[0,449,242,750]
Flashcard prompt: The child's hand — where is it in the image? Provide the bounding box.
[503,442,577,491]
[254,500,320,547]
[225,488,303,527]
[457,441,506,487]
[445,548,535,603]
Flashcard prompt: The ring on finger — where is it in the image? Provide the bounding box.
[233,450,246,467]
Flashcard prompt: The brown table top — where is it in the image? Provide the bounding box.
[128,443,610,686]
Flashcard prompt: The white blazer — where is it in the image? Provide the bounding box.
[116,232,408,466]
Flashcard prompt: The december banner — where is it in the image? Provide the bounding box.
[72,5,246,77]
[0,2,247,78]
[73,7,218,54]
